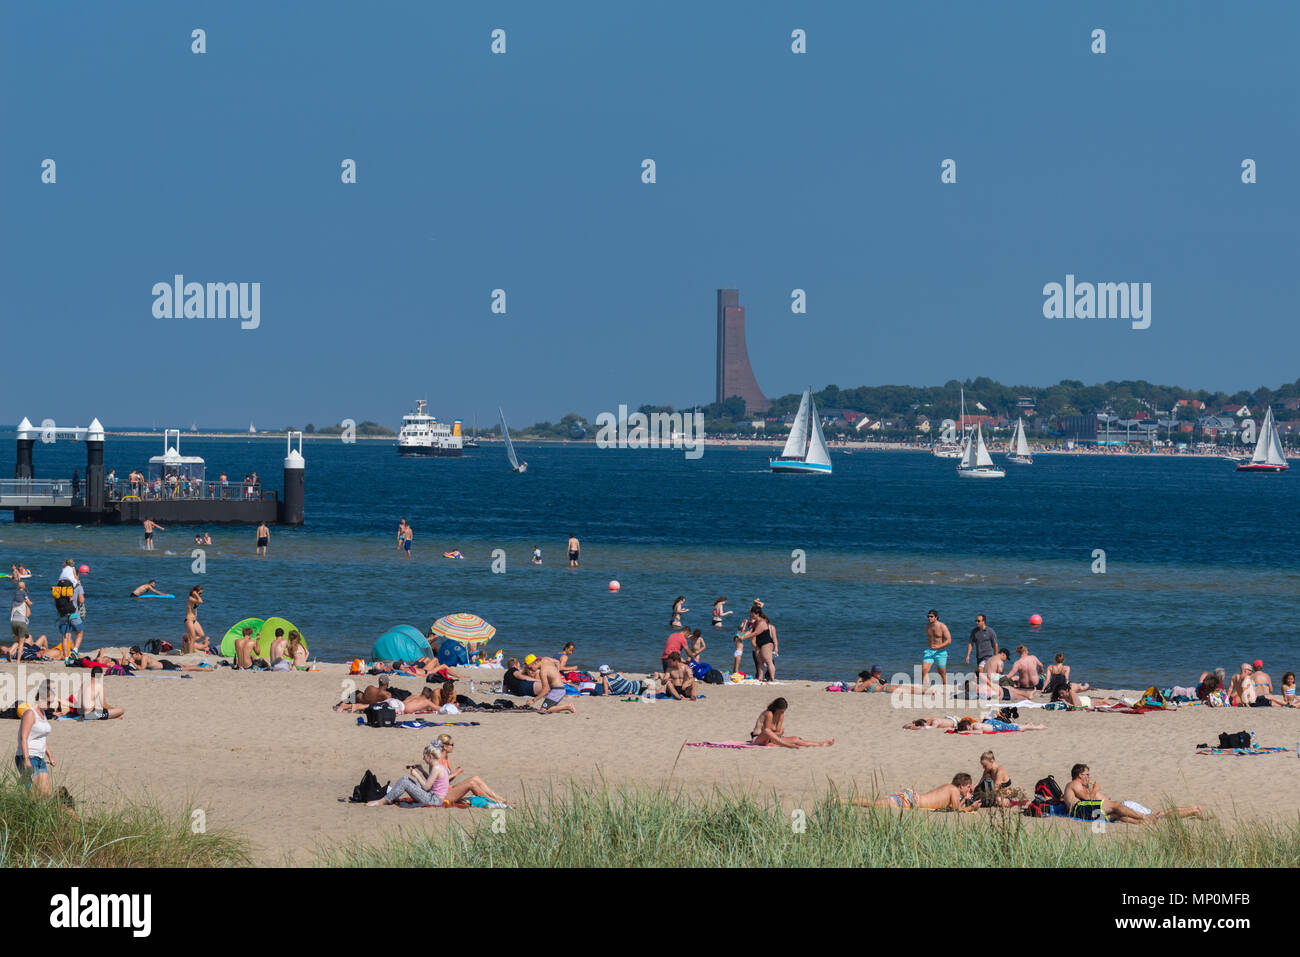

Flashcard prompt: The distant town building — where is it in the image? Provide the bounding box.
[715,289,771,414]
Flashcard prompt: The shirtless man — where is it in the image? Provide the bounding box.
[397,519,407,553]
[335,675,394,710]
[847,773,976,811]
[658,652,698,700]
[921,609,952,688]
[567,534,580,568]
[230,627,261,669]
[183,586,209,654]
[126,647,208,672]
[979,649,1035,701]
[268,628,289,671]
[1006,645,1044,691]
[530,655,577,714]
[1062,764,1150,824]
[256,521,270,557]
[130,580,166,597]
[142,517,164,550]
[402,521,413,559]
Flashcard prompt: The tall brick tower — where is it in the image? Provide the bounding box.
[715,289,770,414]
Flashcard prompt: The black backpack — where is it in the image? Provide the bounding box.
[349,769,389,803]
[1033,775,1064,803]
[703,669,725,685]
[366,704,396,727]
[1218,731,1251,749]
[52,582,76,617]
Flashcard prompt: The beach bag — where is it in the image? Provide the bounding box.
[690,661,712,681]
[366,704,396,728]
[1217,731,1250,749]
[704,669,725,685]
[491,699,515,710]
[349,769,388,803]
[51,582,76,617]
[1033,775,1063,803]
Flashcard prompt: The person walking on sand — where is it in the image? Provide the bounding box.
[256,521,270,557]
[749,697,833,749]
[142,517,164,550]
[567,533,580,568]
[15,685,56,796]
[922,609,952,688]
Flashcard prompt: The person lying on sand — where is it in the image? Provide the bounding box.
[1063,763,1204,824]
[903,715,1045,731]
[4,634,72,661]
[335,676,394,710]
[125,646,209,671]
[845,773,974,811]
[853,665,923,693]
[750,697,834,748]
[406,657,464,680]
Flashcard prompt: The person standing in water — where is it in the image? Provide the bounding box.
[142,517,164,550]
[402,521,413,559]
[531,545,542,565]
[670,596,688,628]
[712,597,731,629]
[397,519,407,553]
[255,521,270,557]
[567,534,580,568]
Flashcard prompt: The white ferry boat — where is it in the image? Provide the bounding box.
[397,400,464,457]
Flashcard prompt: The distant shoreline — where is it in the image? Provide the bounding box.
[90,431,1275,459]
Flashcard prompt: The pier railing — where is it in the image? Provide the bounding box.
[0,479,75,506]
[106,480,265,503]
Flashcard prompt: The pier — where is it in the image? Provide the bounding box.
[5,419,304,526]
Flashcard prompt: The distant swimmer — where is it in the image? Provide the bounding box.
[443,550,464,560]
[531,546,542,565]
[256,522,270,557]
[130,580,166,597]
[402,521,413,559]
[670,596,688,628]
[142,517,164,551]
[397,518,407,553]
[567,534,580,568]
[712,596,732,629]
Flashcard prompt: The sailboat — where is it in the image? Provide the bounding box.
[1236,407,1288,472]
[1006,417,1033,465]
[499,407,526,473]
[769,388,832,474]
[957,423,1005,478]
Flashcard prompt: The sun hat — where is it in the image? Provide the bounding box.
[598,664,610,674]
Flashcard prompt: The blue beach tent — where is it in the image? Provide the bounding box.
[371,625,431,662]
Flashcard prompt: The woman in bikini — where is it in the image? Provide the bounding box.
[182,586,209,654]
[1043,653,1090,699]
[670,596,688,629]
[975,750,1013,807]
[712,597,731,629]
[850,774,975,811]
[749,697,834,749]
[286,631,309,670]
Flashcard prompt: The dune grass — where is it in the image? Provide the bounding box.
[0,772,251,868]
[319,783,1300,868]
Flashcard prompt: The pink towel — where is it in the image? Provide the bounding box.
[686,740,766,749]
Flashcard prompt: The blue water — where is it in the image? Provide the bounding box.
[3,433,1298,687]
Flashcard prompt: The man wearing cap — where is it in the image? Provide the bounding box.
[594,664,644,697]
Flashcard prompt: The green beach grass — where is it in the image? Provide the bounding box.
[0,773,251,868]
[318,783,1300,868]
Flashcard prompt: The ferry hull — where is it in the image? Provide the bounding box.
[957,467,1006,478]
[398,446,464,458]
[769,459,832,474]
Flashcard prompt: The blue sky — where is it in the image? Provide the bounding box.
[3,1,1296,429]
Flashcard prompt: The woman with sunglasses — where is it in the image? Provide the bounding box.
[368,738,507,807]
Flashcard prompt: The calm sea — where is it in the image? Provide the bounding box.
[3,434,1297,687]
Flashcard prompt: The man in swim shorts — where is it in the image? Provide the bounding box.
[1062,764,1148,824]
[256,521,270,557]
[922,609,951,687]
[130,580,165,597]
[530,656,577,714]
[567,534,580,568]
[142,517,163,550]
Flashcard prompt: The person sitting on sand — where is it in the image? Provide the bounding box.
[233,626,260,670]
[593,665,645,696]
[974,751,1013,807]
[336,675,394,710]
[126,646,209,671]
[749,697,834,749]
[848,773,974,811]
[285,631,308,670]
[501,658,538,697]
[852,665,926,694]
[65,675,126,720]
[1042,653,1089,699]
[529,655,577,714]
[1063,763,1202,824]
[267,628,290,671]
[130,580,166,597]
[367,739,506,808]
[657,652,697,701]
[1006,645,1044,690]
[1248,660,1273,697]
[1276,671,1297,707]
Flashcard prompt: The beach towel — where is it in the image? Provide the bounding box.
[686,740,766,749]
[395,719,481,729]
[944,728,1024,734]
[1194,746,1289,756]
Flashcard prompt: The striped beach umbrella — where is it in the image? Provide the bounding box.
[430,612,497,644]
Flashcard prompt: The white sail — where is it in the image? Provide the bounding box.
[959,428,977,468]
[1251,408,1286,467]
[805,393,832,467]
[499,407,520,469]
[974,424,995,468]
[1014,418,1030,457]
[780,390,811,460]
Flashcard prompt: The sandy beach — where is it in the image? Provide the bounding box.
[7,657,1297,864]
